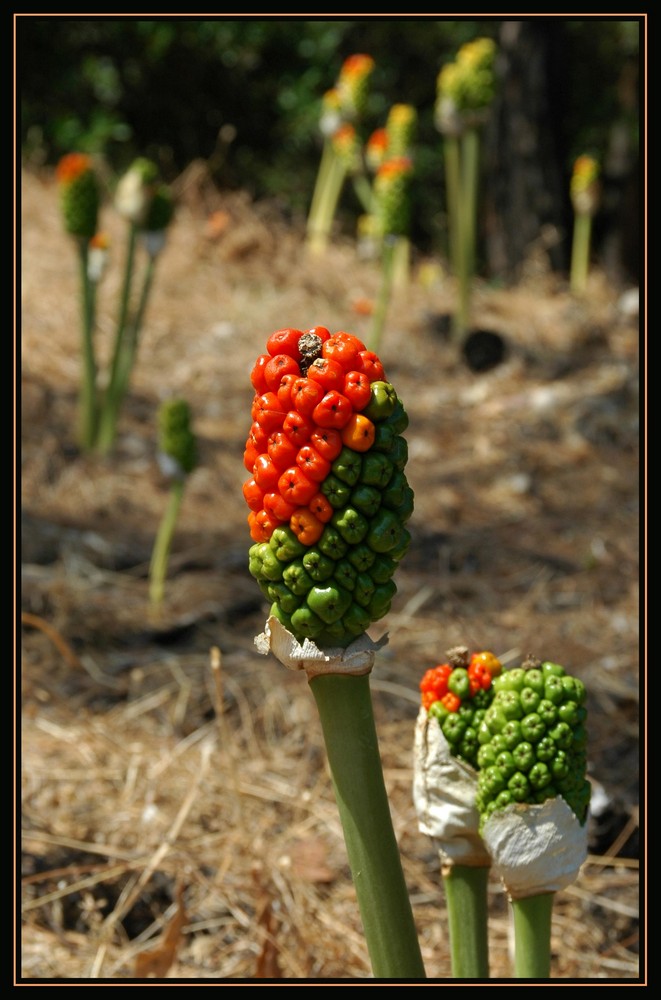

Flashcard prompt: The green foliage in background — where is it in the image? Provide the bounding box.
[18,17,640,256]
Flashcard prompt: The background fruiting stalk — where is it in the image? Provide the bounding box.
[306,55,375,256]
[435,38,497,343]
[368,156,414,354]
[569,154,600,295]
[56,153,101,451]
[149,398,198,609]
[305,130,348,257]
[56,153,174,454]
[383,104,417,292]
[443,127,480,341]
[96,162,174,453]
[311,673,426,979]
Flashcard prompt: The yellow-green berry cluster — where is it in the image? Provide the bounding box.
[435,36,497,134]
[157,399,197,478]
[373,157,414,238]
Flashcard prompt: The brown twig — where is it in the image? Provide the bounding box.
[21,611,82,671]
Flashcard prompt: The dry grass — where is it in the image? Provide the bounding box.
[20,165,641,982]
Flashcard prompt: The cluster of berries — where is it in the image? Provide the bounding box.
[474,658,591,828]
[420,650,590,828]
[420,648,502,768]
[244,327,413,649]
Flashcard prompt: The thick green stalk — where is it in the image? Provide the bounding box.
[443,865,490,978]
[367,236,396,354]
[570,212,592,295]
[511,892,554,978]
[310,673,426,980]
[149,478,185,608]
[77,241,98,451]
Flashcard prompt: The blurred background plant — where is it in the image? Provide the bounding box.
[368,154,415,353]
[435,36,497,342]
[55,151,175,454]
[306,53,375,255]
[569,154,601,296]
[18,18,641,290]
[55,152,103,451]
[149,398,198,610]
[96,157,175,453]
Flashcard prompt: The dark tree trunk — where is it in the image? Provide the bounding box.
[481,19,572,285]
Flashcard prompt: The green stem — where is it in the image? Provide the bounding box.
[77,241,98,451]
[456,127,480,338]
[511,892,554,979]
[443,865,490,979]
[352,173,375,215]
[119,253,156,390]
[391,236,410,291]
[310,673,426,980]
[307,147,347,255]
[149,478,185,608]
[97,253,157,453]
[570,212,592,295]
[367,236,396,354]
[109,222,138,390]
[443,134,462,314]
[306,138,335,243]
[95,222,138,452]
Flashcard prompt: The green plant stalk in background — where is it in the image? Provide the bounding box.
[116,254,156,401]
[443,133,462,309]
[149,477,185,609]
[367,236,396,354]
[310,672,426,979]
[97,248,157,452]
[570,211,592,295]
[367,154,412,352]
[569,154,600,296]
[458,127,480,337]
[351,171,375,215]
[511,892,554,978]
[96,222,139,452]
[443,865,490,978]
[149,397,197,608]
[306,138,335,249]
[306,140,347,255]
[391,235,411,292]
[77,241,99,451]
[444,126,480,342]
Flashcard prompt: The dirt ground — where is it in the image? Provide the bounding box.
[19,163,642,983]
